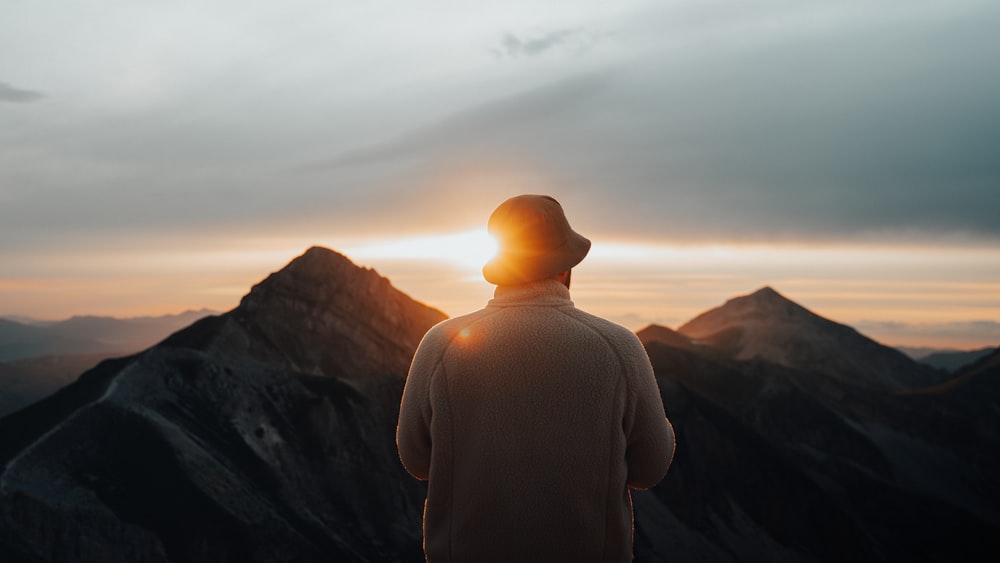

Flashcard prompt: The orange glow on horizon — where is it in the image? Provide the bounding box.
[341,229,499,272]
[2,233,998,350]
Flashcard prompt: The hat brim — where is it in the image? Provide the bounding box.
[482,230,591,286]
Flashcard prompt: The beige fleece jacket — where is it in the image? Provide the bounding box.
[397,279,675,563]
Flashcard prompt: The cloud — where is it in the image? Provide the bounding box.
[283,2,1000,246]
[0,82,43,103]
[293,71,612,172]
[3,1,1000,253]
[497,29,593,58]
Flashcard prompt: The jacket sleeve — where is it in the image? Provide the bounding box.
[396,327,442,480]
[622,334,676,490]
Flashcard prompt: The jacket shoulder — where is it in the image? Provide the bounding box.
[561,308,653,377]
[563,308,643,348]
[416,308,495,351]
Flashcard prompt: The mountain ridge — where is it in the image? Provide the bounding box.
[0,246,446,562]
[676,286,947,391]
[0,309,217,362]
[0,309,223,417]
[0,250,997,562]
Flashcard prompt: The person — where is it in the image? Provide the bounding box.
[396,194,675,563]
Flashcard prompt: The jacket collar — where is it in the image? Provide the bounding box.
[488,279,574,308]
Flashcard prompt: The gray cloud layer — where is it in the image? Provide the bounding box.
[1,1,999,254]
[497,29,591,58]
[299,13,1000,243]
[0,82,42,102]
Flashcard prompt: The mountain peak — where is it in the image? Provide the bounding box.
[179,246,448,380]
[743,285,794,304]
[678,287,942,390]
[297,245,359,269]
[691,286,812,330]
[0,246,447,561]
[747,285,783,300]
[259,246,373,284]
[241,246,403,314]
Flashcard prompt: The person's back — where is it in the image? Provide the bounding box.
[397,195,675,562]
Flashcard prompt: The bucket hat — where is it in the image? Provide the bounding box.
[482,195,591,286]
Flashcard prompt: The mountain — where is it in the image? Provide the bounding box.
[0,309,215,362]
[677,286,947,391]
[899,347,1000,421]
[0,247,446,563]
[637,321,1000,562]
[0,310,217,417]
[2,259,997,563]
[0,319,44,354]
[0,353,110,417]
[943,347,1000,394]
[919,347,998,373]
[0,310,217,361]
[897,346,949,360]
[636,289,1000,562]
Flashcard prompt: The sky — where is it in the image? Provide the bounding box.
[2,0,999,349]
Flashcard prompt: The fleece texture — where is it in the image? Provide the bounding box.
[397,279,675,563]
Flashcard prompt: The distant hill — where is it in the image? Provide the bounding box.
[897,345,950,360]
[0,309,216,362]
[899,347,1000,398]
[919,347,998,373]
[0,353,112,418]
[0,310,216,417]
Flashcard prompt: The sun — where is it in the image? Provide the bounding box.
[345,229,499,271]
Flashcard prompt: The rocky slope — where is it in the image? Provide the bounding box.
[0,247,446,563]
[1,261,996,563]
[0,310,216,417]
[677,287,947,391]
[637,310,1000,562]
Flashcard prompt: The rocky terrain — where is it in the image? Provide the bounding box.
[0,254,996,562]
[0,310,215,416]
[0,248,445,562]
[637,292,1000,562]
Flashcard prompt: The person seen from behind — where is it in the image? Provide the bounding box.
[397,194,676,562]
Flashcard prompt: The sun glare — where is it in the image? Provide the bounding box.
[344,229,499,271]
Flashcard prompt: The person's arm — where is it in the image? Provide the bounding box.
[622,335,676,490]
[396,328,442,480]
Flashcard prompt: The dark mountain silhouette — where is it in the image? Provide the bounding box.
[0,309,214,362]
[896,348,1000,450]
[1,257,997,562]
[0,353,110,417]
[0,247,446,562]
[919,346,998,373]
[897,345,949,360]
[0,310,216,418]
[937,346,1000,395]
[677,286,948,391]
[637,291,1000,562]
